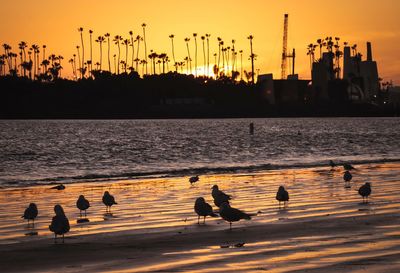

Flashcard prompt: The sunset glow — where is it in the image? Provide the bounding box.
[1,0,399,83]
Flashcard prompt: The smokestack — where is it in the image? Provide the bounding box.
[367,42,372,61]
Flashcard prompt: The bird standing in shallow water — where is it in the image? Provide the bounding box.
[22,203,38,226]
[329,160,337,169]
[194,197,217,224]
[49,205,70,243]
[276,186,289,208]
[343,171,353,182]
[76,195,90,217]
[211,185,231,207]
[102,191,117,213]
[51,184,65,190]
[219,202,251,230]
[358,183,372,203]
[189,175,199,185]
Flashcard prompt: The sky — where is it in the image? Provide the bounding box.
[1,0,399,84]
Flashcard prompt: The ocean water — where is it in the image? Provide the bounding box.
[0,118,399,187]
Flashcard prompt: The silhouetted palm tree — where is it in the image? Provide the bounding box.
[113,35,122,74]
[76,45,82,78]
[217,37,222,74]
[205,34,211,77]
[89,29,93,76]
[135,35,143,73]
[201,36,207,75]
[78,27,85,77]
[95,36,105,70]
[193,33,198,77]
[239,50,243,80]
[104,33,111,72]
[129,31,135,70]
[3,44,12,73]
[113,54,117,73]
[18,41,27,77]
[184,37,192,74]
[142,23,148,75]
[247,35,255,84]
[169,34,176,72]
[158,53,167,74]
[122,38,129,73]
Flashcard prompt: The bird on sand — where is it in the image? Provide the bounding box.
[194,197,218,224]
[189,175,199,185]
[343,163,355,171]
[211,185,232,207]
[102,191,117,213]
[276,186,289,207]
[343,171,353,182]
[329,160,337,169]
[22,203,38,226]
[49,205,70,243]
[76,195,90,217]
[219,202,251,230]
[51,184,65,190]
[358,183,372,203]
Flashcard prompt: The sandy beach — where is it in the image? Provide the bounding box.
[1,163,400,272]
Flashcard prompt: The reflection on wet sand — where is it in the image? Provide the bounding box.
[0,163,399,272]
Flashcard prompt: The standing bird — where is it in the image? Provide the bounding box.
[22,203,38,226]
[194,197,217,224]
[102,191,117,213]
[358,183,372,203]
[343,171,353,182]
[189,175,199,185]
[276,186,289,207]
[49,205,70,243]
[76,195,90,217]
[219,202,251,230]
[211,185,231,207]
[343,163,355,171]
[329,160,337,169]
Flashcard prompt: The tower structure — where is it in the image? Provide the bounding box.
[281,14,296,79]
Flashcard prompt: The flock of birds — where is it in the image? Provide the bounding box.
[22,161,372,243]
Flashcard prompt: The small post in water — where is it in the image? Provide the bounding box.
[249,123,254,135]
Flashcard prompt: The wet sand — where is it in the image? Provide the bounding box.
[1,163,400,272]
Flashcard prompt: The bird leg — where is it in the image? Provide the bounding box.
[229,222,232,231]
[197,216,200,225]
[62,234,65,243]
[203,216,206,224]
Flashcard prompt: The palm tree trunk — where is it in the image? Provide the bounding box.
[80,32,85,77]
[202,40,206,76]
[107,37,111,72]
[194,37,198,77]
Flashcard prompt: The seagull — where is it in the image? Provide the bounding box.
[194,197,217,224]
[358,183,372,203]
[211,185,231,207]
[102,191,117,213]
[329,160,337,169]
[189,175,199,185]
[22,203,38,226]
[343,163,355,171]
[76,195,90,217]
[51,184,66,190]
[49,205,70,243]
[219,202,251,230]
[343,171,353,182]
[276,186,289,207]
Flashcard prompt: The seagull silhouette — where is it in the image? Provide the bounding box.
[51,184,65,190]
[76,195,90,217]
[194,197,217,224]
[49,205,70,243]
[212,185,232,207]
[219,202,251,230]
[22,203,38,226]
[102,191,117,213]
[343,164,355,171]
[343,171,353,182]
[189,175,199,185]
[276,186,289,207]
[358,182,371,203]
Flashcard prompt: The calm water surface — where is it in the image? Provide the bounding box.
[0,118,399,187]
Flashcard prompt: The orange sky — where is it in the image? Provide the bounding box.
[1,0,399,84]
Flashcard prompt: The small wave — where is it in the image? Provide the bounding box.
[1,157,400,188]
